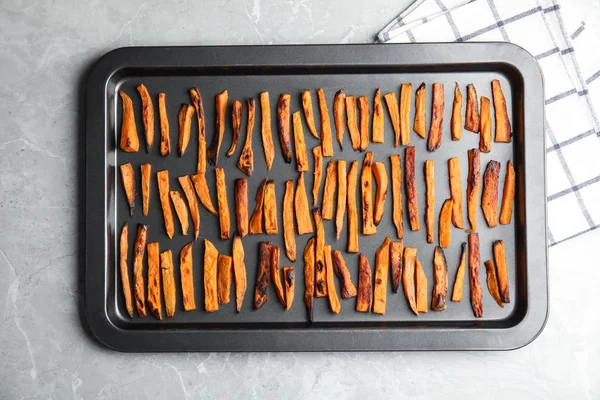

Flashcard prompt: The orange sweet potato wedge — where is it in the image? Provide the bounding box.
[373,236,391,315]
[178,175,201,240]
[160,250,176,318]
[157,170,175,239]
[335,160,347,240]
[302,90,319,139]
[492,79,512,142]
[413,83,426,139]
[204,239,219,312]
[479,96,492,153]
[427,83,444,152]
[283,266,295,311]
[283,180,297,262]
[372,88,384,144]
[254,241,272,310]
[481,160,500,227]
[390,241,403,294]
[169,190,190,235]
[466,149,481,233]
[293,111,309,172]
[361,152,376,235]
[451,242,467,302]
[439,198,453,248]
[312,146,323,206]
[322,160,337,220]
[313,208,327,298]
[468,233,483,318]
[358,96,370,151]
[295,172,313,234]
[347,161,359,253]
[158,93,170,156]
[180,242,197,311]
[260,92,275,170]
[133,224,147,317]
[451,82,463,140]
[324,245,341,314]
[448,157,464,228]
[277,93,293,163]
[226,100,242,157]
[270,246,285,305]
[190,88,207,174]
[400,83,412,145]
[334,89,346,149]
[356,253,373,312]
[207,90,228,166]
[500,160,515,225]
[215,168,231,240]
[120,163,136,217]
[346,95,361,151]
[237,98,255,176]
[464,84,480,133]
[485,259,504,308]
[415,259,428,314]
[249,178,267,235]
[317,88,334,157]
[403,247,418,315]
[303,237,316,320]
[405,146,420,231]
[119,223,134,318]
[119,90,140,152]
[178,103,194,156]
[141,164,151,217]
[372,161,388,226]
[136,84,154,152]
[493,240,510,303]
[232,235,247,312]
[264,180,278,235]
[432,246,448,311]
[424,159,435,243]
[217,254,233,305]
[390,154,404,238]
[146,241,162,319]
[235,179,248,237]
[384,92,401,146]
[191,173,218,216]
[332,250,357,299]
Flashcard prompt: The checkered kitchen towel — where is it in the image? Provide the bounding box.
[378,0,600,246]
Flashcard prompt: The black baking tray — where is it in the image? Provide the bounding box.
[84,44,547,352]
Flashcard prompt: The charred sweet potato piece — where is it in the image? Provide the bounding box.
[313,208,327,297]
[136,84,154,152]
[302,90,319,139]
[180,242,196,311]
[322,160,337,220]
[466,149,481,232]
[335,160,347,240]
[158,93,170,156]
[264,180,278,235]
[312,146,323,206]
[303,237,316,320]
[270,246,285,305]
[415,259,428,314]
[451,242,467,302]
[413,83,426,139]
[361,152,376,235]
[485,259,504,308]
[400,83,412,146]
[372,162,388,226]
[295,172,313,234]
[249,178,267,235]
[347,161,359,253]
[317,88,334,157]
[133,224,147,317]
[120,163,136,216]
[190,88,207,174]
[324,245,341,314]
[169,190,190,235]
[464,84,480,133]
[383,92,401,146]
[119,223,134,318]
[119,90,139,152]
[356,254,373,312]
[207,90,228,166]
[226,100,242,157]
[283,180,297,262]
[283,266,295,311]
[432,246,449,311]
[293,111,309,172]
[254,241,272,310]
[260,92,275,170]
[178,103,194,156]
[424,160,435,243]
[372,88,384,144]
[479,96,492,153]
[191,173,218,216]
[389,241,403,294]
[160,250,176,318]
[146,242,161,319]
[390,155,404,238]
[403,247,418,315]
[448,157,464,228]
[332,250,357,299]
[427,83,444,152]
[277,93,293,163]
[237,98,255,176]
[468,233,483,318]
[373,236,391,315]
[204,239,219,312]
[141,164,151,217]
[439,199,453,248]
[358,96,370,151]
[492,80,512,142]
[451,83,463,140]
[334,89,346,149]
[405,146,420,231]
[345,95,361,151]
[178,175,201,240]
[215,168,231,240]
[493,240,510,303]
[232,236,247,312]
[157,170,175,239]
[217,254,232,305]
[500,160,515,225]
[481,160,500,227]
[235,179,248,237]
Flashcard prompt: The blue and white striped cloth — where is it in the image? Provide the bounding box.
[378,0,600,246]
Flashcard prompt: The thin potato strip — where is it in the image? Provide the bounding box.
[260,92,275,170]
[177,103,194,156]
[427,83,444,152]
[345,95,361,151]
[295,172,313,234]
[347,161,359,253]
[277,93,293,163]
[439,199,453,249]
[451,82,463,140]
[424,160,435,243]
[178,175,201,240]
[432,246,449,311]
[312,146,323,206]
[334,89,346,149]
[303,237,316,320]
[500,160,515,225]
[451,242,467,302]
[158,93,170,156]
[361,152,376,235]
[235,179,249,237]
[390,155,404,238]
[146,242,161,319]
[479,96,492,153]
[493,240,510,303]
[283,180,297,262]
[405,146,420,231]
[403,247,418,315]
[335,160,347,240]
[160,250,176,318]
[293,111,309,172]
[313,208,327,297]
[481,160,500,227]
[264,180,278,235]
[466,149,481,233]
[249,178,267,235]
[136,84,154,152]
[317,88,334,157]
[283,266,295,311]
[322,160,337,220]
[372,88,384,144]
[190,88,206,174]
[215,168,231,240]
[492,79,512,142]
[390,241,403,294]
[207,90,228,166]
[373,236,390,315]
[254,241,272,310]
[226,100,242,157]
[217,254,233,305]
[356,254,372,312]
[271,246,285,305]
[237,98,255,176]
[485,259,504,308]
[468,233,483,318]
[372,161,388,226]
[415,259,428,314]
[358,96,369,151]
[120,163,136,217]
[157,170,175,239]
[400,83,412,146]
[141,164,151,217]
[324,245,341,314]
[384,92,401,146]
[119,223,134,318]
[133,224,147,317]
[180,242,196,311]
[169,190,190,235]
[191,174,218,216]
[302,90,319,139]
[413,83,426,139]
[464,84,480,133]
[448,157,464,228]
[332,250,357,299]
[232,236,247,312]
[204,239,219,312]
[119,90,140,152]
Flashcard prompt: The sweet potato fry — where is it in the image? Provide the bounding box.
[141,164,151,217]
[302,90,319,139]
[372,162,388,226]
[413,83,426,139]
[403,247,418,315]
[283,180,296,262]
[482,160,500,227]
[313,208,327,297]
[133,224,147,317]
[335,160,347,240]
[317,88,334,157]
[400,83,412,146]
[237,98,255,176]
[191,174,218,216]
[235,179,248,237]
[232,236,247,312]
[332,250,357,299]
[293,111,309,172]
[345,96,361,151]
[405,146,420,231]
[432,246,449,311]
[468,233,483,318]
[479,96,492,153]
[493,240,510,303]
[466,149,481,233]
[451,242,467,302]
[215,168,231,240]
[157,170,175,239]
[295,172,313,234]
[347,161,359,253]
[261,91,276,166]
[136,84,154,152]
[160,250,176,318]
[361,152,376,235]
[303,237,316,319]
[334,89,346,149]
[427,83,444,152]
[120,163,136,217]
[204,239,219,312]
[146,242,161,319]
[424,160,435,243]
[249,178,267,235]
[178,103,194,156]
[226,100,242,157]
[178,175,200,240]
[390,155,404,238]
[322,160,337,220]
[451,83,463,140]
[358,96,370,151]
[492,79,512,142]
[119,223,134,318]
[119,90,139,152]
[372,88,384,144]
[439,199,453,248]
[356,253,372,312]
[448,157,464,228]
[190,88,206,174]
[264,180,278,235]
[485,259,504,308]
[180,242,196,311]
[415,259,428,314]
[390,241,403,294]
[277,93,293,163]
[464,84,480,133]
[283,266,295,311]
[169,190,189,235]
[217,254,232,305]
[373,236,391,315]
[384,92,401,147]
[271,246,285,305]
[158,93,170,156]
[500,160,515,225]
[312,146,323,206]
[207,90,228,166]
[254,241,272,310]
[324,245,340,314]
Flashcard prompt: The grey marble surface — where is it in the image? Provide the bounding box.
[1,0,599,398]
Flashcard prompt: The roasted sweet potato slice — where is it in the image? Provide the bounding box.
[215,168,231,240]
[157,170,175,239]
[136,84,154,152]
[312,146,323,206]
[120,163,136,216]
[361,152,376,235]
[133,224,147,317]
[481,160,500,227]
[232,236,247,312]
[178,103,194,156]
[390,154,404,238]
[303,237,316,320]
[424,159,435,243]
[283,266,295,311]
[384,92,401,147]
[191,173,218,216]
[180,242,196,311]
[334,89,346,149]
[468,233,483,318]
[204,239,219,312]
[254,241,272,310]
[389,241,403,294]
[237,98,255,176]
[432,246,449,311]
[119,90,139,152]
[160,250,176,318]
[264,180,278,235]
[448,157,464,228]
[492,79,512,142]
[141,164,151,217]
[324,245,341,314]
[295,172,313,234]
[249,178,267,235]
[146,242,161,319]
[356,253,372,312]
[464,84,480,133]
[169,190,189,235]
[158,93,170,156]
[479,96,492,153]
[403,247,418,315]
[119,223,134,318]
[293,111,309,172]
[451,82,463,140]
[271,246,285,305]
[332,250,357,299]
[322,160,337,220]
[405,146,420,231]
[415,259,428,314]
[317,88,334,157]
[493,240,510,303]
[500,160,515,225]
[217,254,232,305]
[260,92,275,170]
[466,149,481,233]
[439,199,453,248]
[207,90,228,166]
[302,90,319,139]
[358,96,370,151]
[347,161,359,253]
[178,175,201,240]
[372,88,384,144]
[345,95,361,151]
[335,160,347,240]
[235,179,248,237]
[427,83,444,152]
[373,236,391,315]
[451,242,467,302]
[413,83,426,139]
[190,88,206,174]
[277,93,293,163]
[313,208,327,297]
[485,259,504,308]
[283,180,297,262]
[372,161,388,226]
[400,83,412,146]
[226,100,242,157]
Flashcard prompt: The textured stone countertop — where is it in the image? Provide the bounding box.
[1,0,599,398]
